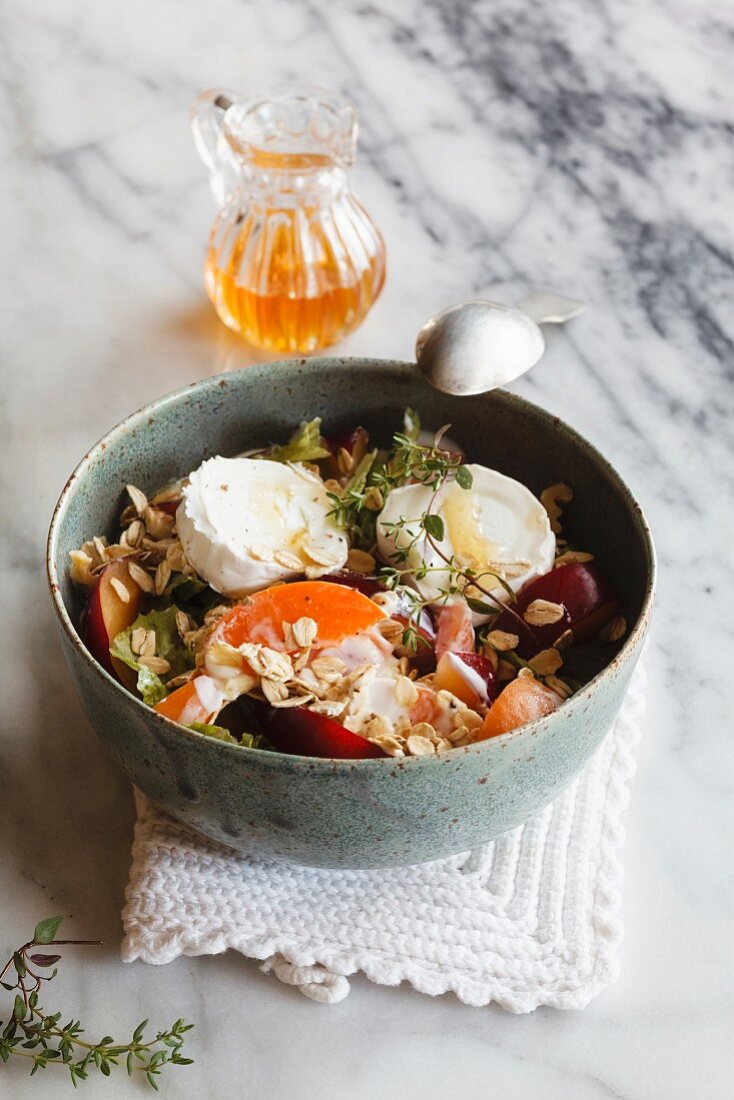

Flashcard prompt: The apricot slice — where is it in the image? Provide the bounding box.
[476,677,560,740]
[215,580,386,652]
[154,676,221,726]
[156,581,386,728]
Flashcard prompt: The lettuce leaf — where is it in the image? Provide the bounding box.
[189,722,261,749]
[345,448,377,495]
[136,666,168,707]
[265,418,330,463]
[189,722,238,744]
[163,573,221,614]
[165,574,209,601]
[110,606,194,705]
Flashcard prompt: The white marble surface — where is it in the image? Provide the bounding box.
[2,0,733,1096]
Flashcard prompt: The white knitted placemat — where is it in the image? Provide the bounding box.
[121,666,645,1012]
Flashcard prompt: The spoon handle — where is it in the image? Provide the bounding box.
[517,291,585,325]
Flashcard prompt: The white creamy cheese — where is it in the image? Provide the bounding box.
[177,456,348,597]
[376,463,555,622]
[344,675,414,729]
[316,629,394,671]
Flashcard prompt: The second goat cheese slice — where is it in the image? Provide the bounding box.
[376,463,555,621]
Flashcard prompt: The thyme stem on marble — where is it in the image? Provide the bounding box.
[0,917,193,1089]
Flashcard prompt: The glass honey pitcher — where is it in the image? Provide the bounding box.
[191,86,386,353]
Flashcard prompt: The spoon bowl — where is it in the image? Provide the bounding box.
[416,300,545,396]
[416,293,584,397]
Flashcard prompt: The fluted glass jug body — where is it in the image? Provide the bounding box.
[191,87,386,353]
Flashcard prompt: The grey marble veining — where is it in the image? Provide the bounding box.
[1,0,732,1097]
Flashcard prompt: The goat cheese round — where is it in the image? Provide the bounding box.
[376,463,555,622]
[177,456,348,597]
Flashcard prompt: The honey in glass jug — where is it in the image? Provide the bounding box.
[191,86,386,353]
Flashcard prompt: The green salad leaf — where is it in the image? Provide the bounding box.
[345,448,377,495]
[163,573,222,615]
[165,574,209,601]
[136,666,168,707]
[189,722,261,749]
[189,722,238,744]
[265,418,330,463]
[110,606,194,705]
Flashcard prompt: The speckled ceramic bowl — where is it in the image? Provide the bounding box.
[47,360,655,868]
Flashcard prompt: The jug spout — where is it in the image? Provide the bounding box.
[190,88,245,206]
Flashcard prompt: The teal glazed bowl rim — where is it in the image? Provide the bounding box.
[46,358,656,771]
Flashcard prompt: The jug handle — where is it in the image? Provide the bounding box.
[190,89,244,207]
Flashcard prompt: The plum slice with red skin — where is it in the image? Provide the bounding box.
[263,706,387,759]
[455,651,498,703]
[433,650,497,707]
[323,426,370,479]
[570,599,621,644]
[494,562,618,656]
[84,562,142,685]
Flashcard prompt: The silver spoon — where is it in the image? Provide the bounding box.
[415,291,584,396]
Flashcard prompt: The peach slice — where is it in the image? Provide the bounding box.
[475,677,560,741]
[85,561,141,685]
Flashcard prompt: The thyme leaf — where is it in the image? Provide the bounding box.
[330,414,535,641]
[0,918,194,1088]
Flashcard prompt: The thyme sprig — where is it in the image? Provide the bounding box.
[329,422,535,651]
[379,511,531,652]
[0,917,193,1089]
[327,448,379,545]
[327,424,468,550]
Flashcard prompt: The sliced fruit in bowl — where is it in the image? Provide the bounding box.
[494,561,618,657]
[262,705,387,759]
[84,562,142,685]
[433,651,497,708]
[478,676,561,740]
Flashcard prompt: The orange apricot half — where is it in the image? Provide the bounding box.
[476,677,560,741]
[155,581,386,727]
[214,580,386,652]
